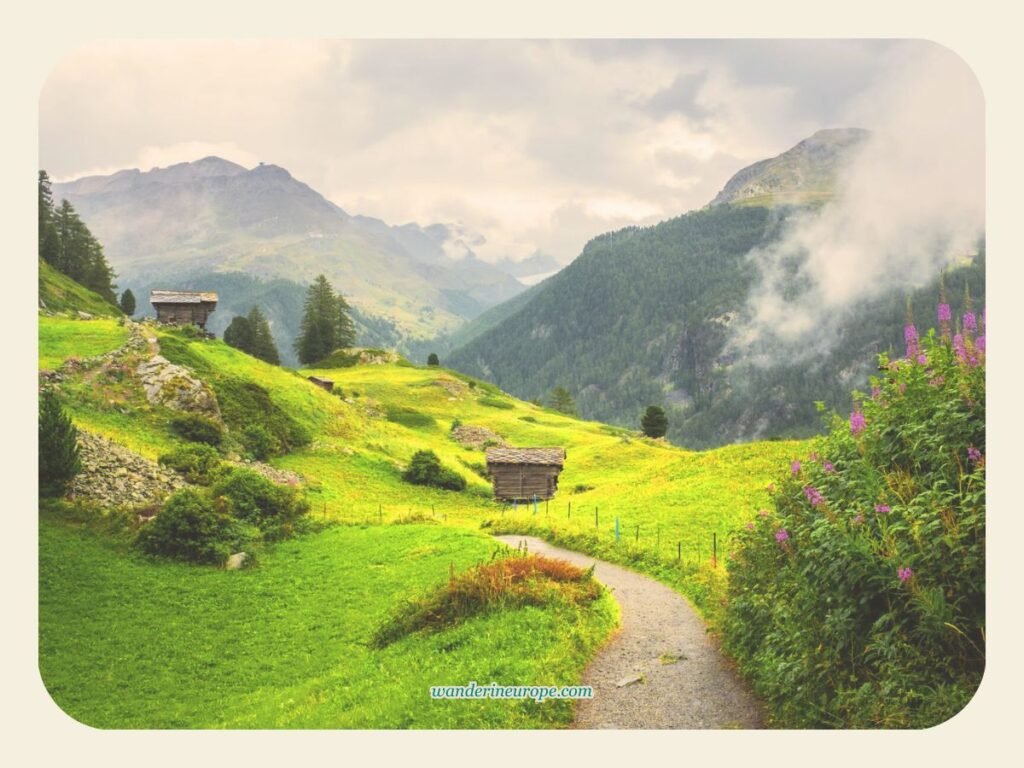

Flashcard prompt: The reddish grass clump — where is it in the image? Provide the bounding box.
[372,552,600,647]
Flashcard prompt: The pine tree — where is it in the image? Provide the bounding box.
[119,289,136,316]
[38,171,60,266]
[295,275,356,365]
[549,386,577,416]
[51,197,117,302]
[640,405,668,438]
[247,306,280,365]
[427,353,440,366]
[224,315,254,354]
[39,389,81,496]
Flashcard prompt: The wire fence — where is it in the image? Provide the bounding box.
[312,495,732,571]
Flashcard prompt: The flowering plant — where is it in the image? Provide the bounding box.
[722,306,985,728]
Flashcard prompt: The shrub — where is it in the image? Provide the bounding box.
[401,450,466,491]
[210,467,310,541]
[158,443,223,484]
[372,553,601,646]
[240,424,279,461]
[640,405,668,438]
[427,353,440,366]
[136,489,254,565]
[212,377,311,455]
[169,413,223,446]
[385,406,436,429]
[39,390,81,496]
[721,314,985,728]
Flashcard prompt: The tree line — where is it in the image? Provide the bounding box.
[38,171,118,303]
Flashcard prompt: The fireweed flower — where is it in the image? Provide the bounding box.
[808,451,819,461]
[976,335,986,353]
[775,529,789,543]
[791,460,801,476]
[853,513,864,524]
[928,376,945,388]
[758,509,769,517]
[938,303,952,323]
[916,353,928,365]
[963,311,977,333]
[850,410,867,435]
[871,386,882,399]
[954,333,968,363]
[803,486,825,506]
[823,461,836,474]
[968,446,983,464]
[904,324,919,358]
[874,504,891,514]
[898,566,913,583]
[746,522,755,531]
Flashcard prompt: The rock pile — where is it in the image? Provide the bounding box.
[69,431,186,508]
[135,354,222,421]
[451,424,507,449]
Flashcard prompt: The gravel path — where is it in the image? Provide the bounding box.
[495,535,764,729]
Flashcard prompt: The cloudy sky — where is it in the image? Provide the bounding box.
[39,39,980,265]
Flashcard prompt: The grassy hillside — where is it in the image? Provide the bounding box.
[39,316,808,728]
[38,259,122,318]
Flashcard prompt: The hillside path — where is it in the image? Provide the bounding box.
[494,535,764,729]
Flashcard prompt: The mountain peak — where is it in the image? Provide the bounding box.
[709,127,870,208]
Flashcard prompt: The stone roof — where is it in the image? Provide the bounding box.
[150,290,219,304]
[485,447,565,466]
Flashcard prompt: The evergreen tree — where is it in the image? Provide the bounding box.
[224,315,254,354]
[119,289,136,316]
[51,197,117,302]
[39,390,81,496]
[295,275,356,365]
[38,171,60,266]
[640,405,668,438]
[427,353,440,366]
[247,306,281,365]
[548,386,577,416]
[335,294,357,350]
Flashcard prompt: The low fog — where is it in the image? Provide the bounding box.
[732,44,984,363]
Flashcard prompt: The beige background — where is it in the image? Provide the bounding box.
[4,1,1021,765]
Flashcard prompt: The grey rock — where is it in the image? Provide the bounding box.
[226,552,248,570]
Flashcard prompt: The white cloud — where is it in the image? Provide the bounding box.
[39,39,972,266]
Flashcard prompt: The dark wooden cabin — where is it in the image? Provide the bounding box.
[485,447,566,502]
[308,376,334,392]
[150,290,218,329]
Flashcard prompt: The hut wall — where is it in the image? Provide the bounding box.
[489,464,561,501]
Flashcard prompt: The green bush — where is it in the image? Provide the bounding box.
[158,444,223,484]
[240,424,279,461]
[169,413,223,446]
[401,450,466,492]
[136,489,254,565]
[210,467,310,541]
[721,315,985,728]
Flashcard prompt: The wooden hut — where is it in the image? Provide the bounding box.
[485,447,566,502]
[150,290,218,329]
[308,376,335,392]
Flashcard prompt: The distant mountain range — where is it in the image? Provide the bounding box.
[52,157,542,344]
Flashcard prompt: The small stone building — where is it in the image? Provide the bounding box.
[150,290,218,329]
[485,447,566,502]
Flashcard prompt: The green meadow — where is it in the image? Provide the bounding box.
[38,316,808,728]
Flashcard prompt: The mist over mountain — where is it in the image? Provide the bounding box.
[447,127,985,448]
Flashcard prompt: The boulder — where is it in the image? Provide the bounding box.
[226,552,248,570]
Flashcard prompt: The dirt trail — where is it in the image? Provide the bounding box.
[495,535,763,729]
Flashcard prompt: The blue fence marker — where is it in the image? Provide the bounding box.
[533,494,538,515]
[615,517,620,542]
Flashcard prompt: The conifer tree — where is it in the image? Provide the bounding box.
[295,275,356,365]
[38,171,60,266]
[640,405,668,438]
[427,353,440,366]
[224,315,254,354]
[549,386,577,416]
[247,306,280,365]
[39,390,81,496]
[119,289,136,316]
